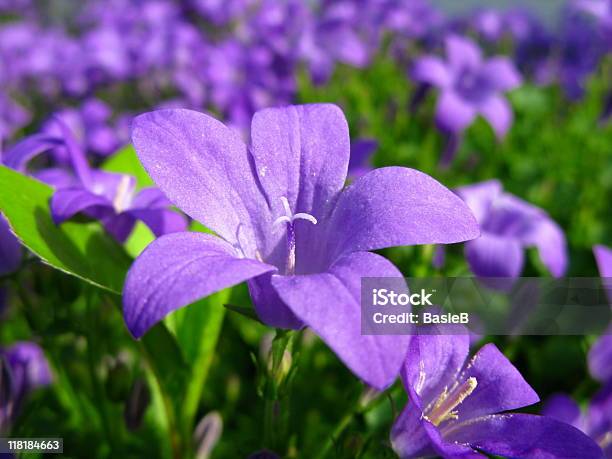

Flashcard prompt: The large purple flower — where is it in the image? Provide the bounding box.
[123,104,479,389]
[455,180,567,278]
[411,35,522,139]
[391,331,604,458]
[1,342,52,429]
[543,390,612,458]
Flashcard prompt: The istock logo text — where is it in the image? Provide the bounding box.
[371,288,434,306]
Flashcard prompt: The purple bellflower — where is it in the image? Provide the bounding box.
[122,104,479,389]
[2,119,187,243]
[455,180,567,278]
[391,330,604,458]
[48,123,186,243]
[411,34,522,139]
[1,342,52,429]
[543,390,611,458]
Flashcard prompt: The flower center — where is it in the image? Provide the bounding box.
[424,377,478,426]
[273,196,317,275]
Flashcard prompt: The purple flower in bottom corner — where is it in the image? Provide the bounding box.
[1,342,52,428]
[391,331,604,458]
[411,34,522,139]
[455,180,567,279]
[543,390,612,458]
[122,104,479,389]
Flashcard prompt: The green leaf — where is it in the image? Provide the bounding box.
[102,144,153,188]
[124,221,155,258]
[165,290,229,433]
[0,165,131,293]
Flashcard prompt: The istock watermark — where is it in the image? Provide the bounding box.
[361,277,612,336]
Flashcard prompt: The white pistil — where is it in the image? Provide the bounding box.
[112,175,133,213]
[424,377,478,426]
[273,196,317,275]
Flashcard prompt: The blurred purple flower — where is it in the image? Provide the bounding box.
[392,330,604,458]
[47,121,186,243]
[42,99,122,159]
[299,2,370,84]
[122,104,479,389]
[1,342,52,429]
[347,139,377,179]
[456,180,567,278]
[590,245,612,385]
[543,391,611,458]
[411,35,522,139]
[190,0,253,26]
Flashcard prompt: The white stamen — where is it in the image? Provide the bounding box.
[112,175,133,213]
[272,197,318,227]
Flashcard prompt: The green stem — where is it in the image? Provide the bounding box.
[315,411,355,459]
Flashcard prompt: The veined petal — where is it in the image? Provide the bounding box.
[401,332,470,409]
[0,215,22,276]
[50,188,113,224]
[131,187,172,209]
[250,104,349,222]
[123,232,276,338]
[411,56,452,88]
[465,234,525,278]
[445,414,604,459]
[271,251,410,390]
[450,343,539,421]
[131,109,272,259]
[325,167,479,261]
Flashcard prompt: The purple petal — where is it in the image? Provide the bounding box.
[479,95,513,139]
[1,134,63,172]
[271,251,410,389]
[541,393,582,427]
[102,213,136,243]
[465,233,525,277]
[131,109,272,260]
[480,57,522,92]
[455,180,503,223]
[594,244,612,278]
[391,403,448,459]
[435,91,477,134]
[411,56,452,88]
[54,117,93,187]
[250,104,349,223]
[348,139,377,180]
[326,167,480,261]
[0,215,22,276]
[445,414,604,459]
[131,188,172,209]
[445,35,482,72]
[248,273,302,329]
[123,232,276,338]
[451,343,539,420]
[588,332,612,383]
[33,168,77,189]
[127,208,187,238]
[402,332,470,408]
[3,342,52,400]
[50,187,113,224]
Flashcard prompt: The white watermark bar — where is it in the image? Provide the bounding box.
[361,277,612,336]
[0,438,63,454]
